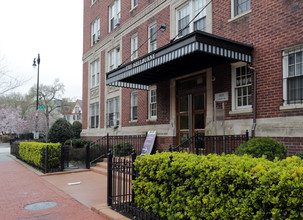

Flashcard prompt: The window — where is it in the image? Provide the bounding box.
[131,34,138,61]
[176,0,207,38]
[108,47,120,72]
[132,0,138,9]
[109,0,121,32]
[90,59,100,87]
[91,18,100,46]
[107,97,120,127]
[90,103,99,128]
[131,92,138,120]
[232,63,252,110]
[232,0,251,17]
[148,87,157,119]
[148,23,157,52]
[283,48,303,104]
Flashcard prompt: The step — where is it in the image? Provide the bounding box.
[90,166,107,175]
[96,162,107,169]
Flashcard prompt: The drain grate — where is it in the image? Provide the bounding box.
[24,201,58,210]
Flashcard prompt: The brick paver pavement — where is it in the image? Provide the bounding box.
[0,160,106,220]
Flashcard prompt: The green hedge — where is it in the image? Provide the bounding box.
[133,152,303,219]
[113,142,132,157]
[19,142,61,169]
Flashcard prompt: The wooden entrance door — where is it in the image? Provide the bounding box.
[177,75,206,145]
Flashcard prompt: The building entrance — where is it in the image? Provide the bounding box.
[176,74,206,145]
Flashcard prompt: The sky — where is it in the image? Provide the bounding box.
[0,0,83,101]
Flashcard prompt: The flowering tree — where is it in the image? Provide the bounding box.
[0,105,27,134]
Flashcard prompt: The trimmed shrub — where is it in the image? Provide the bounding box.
[234,137,287,160]
[47,118,73,144]
[133,152,303,219]
[19,142,61,169]
[113,142,132,157]
[64,138,93,148]
[72,121,82,138]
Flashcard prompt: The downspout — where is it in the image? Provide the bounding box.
[249,65,257,138]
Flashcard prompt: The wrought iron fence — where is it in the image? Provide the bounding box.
[170,131,249,155]
[86,134,146,169]
[107,150,161,220]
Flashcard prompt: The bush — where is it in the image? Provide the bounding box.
[1,135,12,143]
[133,152,303,219]
[295,151,303,159]
[113,142,132,157]
[64,138,93,148]
[19,142,61,169]
[47,118,73,144]
[72,121,82,138]
[234,137,287,160]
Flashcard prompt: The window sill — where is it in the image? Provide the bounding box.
[228,9,252,23]
[129,120,138,123]
[280,104,303,111]
[129,5,138,13]
[146,118,157,122]
[229,108,253,115]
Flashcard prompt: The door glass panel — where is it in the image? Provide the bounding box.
[180,133,189,144]
[180,115,189,130]
[194,94,204,110]
[195,113,205,129]
[180,96,188,112]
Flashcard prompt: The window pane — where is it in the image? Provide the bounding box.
[296,52,302,63]
[289,53,295,65]
[180,133,189,144]
[194,94,205,110]
[194,18,206,31]
[195,113,205,129]
[180,96,188,112]
[180,115,189,130]
[296,64,302,76]
[289,65,295,76]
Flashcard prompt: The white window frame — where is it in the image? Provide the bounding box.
[148,23,157,52]
[109,0,121,32]
[131,33,138,61]
[90,59,100,87]
[107,97,120,127]
[108,47,120,72]
[91,17,100,46]
[282,47,303,106]
[231,62,252,111]
[131,0,138,9]
[231,0,251,18]
[148,86,157,119]
[90,102,99,128]
[131,92,138,121]
[176,0,207,38]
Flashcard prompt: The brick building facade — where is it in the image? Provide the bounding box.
[82,0,303,154]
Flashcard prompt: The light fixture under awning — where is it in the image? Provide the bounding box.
[106,31,253,90]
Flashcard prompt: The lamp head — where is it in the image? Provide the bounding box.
[160,24,166,32]
[32,58,37,68]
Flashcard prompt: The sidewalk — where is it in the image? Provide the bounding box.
[0,160,105,220]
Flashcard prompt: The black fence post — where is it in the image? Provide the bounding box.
[61,145,64,171]
[169,145,173,153]
[106,133,109,154]
[131,149,137,203]
[195,133,199,155]
[45,145,49,173]
[168,155,173,200]
[107,150,113,207]
[86,144,90,169]
[246,130,249,141]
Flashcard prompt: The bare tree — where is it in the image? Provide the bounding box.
[29,78,65,134]
[0,56,27,95]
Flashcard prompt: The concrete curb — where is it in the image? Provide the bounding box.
[91,204,130,220]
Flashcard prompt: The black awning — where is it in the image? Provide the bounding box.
[106,31,253,90]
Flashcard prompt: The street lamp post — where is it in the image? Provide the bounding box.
[32,54,40,139]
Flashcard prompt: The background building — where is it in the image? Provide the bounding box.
[82,0,303,154]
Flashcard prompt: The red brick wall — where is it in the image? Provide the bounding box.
[83,0,167,55]
[82,62,88,129]
[212,0,303,119]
